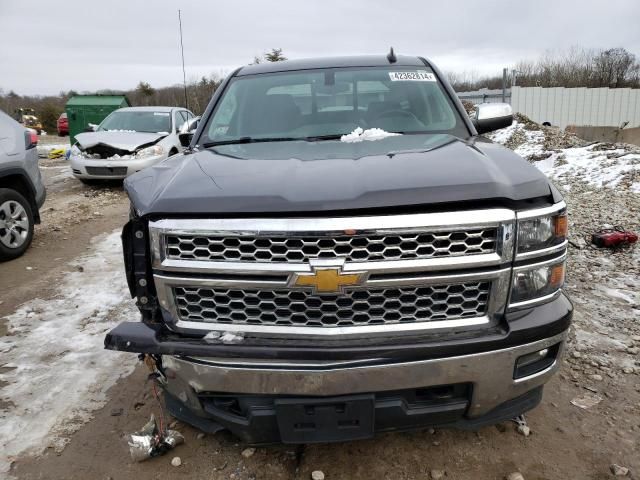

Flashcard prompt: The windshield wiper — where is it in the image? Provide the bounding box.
[386,137,458,158]
[203,134,353,148]
[303,134,345,141]
[203,137,301,147]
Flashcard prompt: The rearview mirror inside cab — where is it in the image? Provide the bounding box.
[473,103,513,135]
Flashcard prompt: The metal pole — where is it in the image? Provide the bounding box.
[178,10,188,110]
[502,68,507,102]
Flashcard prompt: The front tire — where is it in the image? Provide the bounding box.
[0,188,35,262]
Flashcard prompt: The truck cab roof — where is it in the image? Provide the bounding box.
[237,55,429,76]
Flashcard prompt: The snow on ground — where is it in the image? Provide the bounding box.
[487,116,640,192]
[0,230,137,475]
[39,164,74,181]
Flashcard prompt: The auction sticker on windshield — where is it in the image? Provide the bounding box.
[388,71,436,82]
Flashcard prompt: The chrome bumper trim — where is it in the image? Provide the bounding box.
[163,331,567,417]
[170,316,490,338]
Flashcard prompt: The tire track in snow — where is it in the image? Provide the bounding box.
[0,230,137,475]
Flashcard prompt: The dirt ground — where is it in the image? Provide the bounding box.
[2,136,639,480]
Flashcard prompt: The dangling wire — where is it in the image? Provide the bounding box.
[151,379,166,436]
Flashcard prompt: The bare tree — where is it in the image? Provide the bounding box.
[593,48,640,87]
[0,73,225,131]
[449,46,640,91]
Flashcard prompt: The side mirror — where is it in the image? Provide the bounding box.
[473,103,513,135]
[179,132,193,148]
[179,117,200,134]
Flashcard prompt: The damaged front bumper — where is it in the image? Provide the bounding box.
[69,153,166,179]
[105,295,572,444]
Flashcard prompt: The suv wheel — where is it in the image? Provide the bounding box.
[0,188,35,261]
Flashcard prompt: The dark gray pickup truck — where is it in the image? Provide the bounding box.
[106,55,572,444]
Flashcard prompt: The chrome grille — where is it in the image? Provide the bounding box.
[165,228,498,263]
[173,282,491,327]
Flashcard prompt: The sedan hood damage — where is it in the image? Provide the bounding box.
[75,131,166,153]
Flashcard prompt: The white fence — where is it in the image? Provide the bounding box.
[510,86,640,129]
[457,88,510,105]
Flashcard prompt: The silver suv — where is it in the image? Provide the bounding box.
[0,109,46,261]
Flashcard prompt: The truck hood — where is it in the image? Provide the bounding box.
[75,131,166,152]
[125,135,553,216]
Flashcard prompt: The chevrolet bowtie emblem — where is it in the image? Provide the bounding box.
[290,261,365,294]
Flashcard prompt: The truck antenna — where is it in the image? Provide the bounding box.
[387,47,397,63]
[178,9,189,110]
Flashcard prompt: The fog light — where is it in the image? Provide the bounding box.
[514,344,559,379]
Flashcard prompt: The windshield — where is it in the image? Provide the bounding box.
[200,66,468,145]
[98,110,172,133]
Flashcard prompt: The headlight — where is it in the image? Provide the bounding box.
[70,145,82,157]
[517,207,567,254]
[510,256,566,306]
[135,145,166,159]
[510,202,568,309]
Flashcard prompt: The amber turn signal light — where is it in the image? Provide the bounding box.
[554,214,568,238]
[549,263,565,289]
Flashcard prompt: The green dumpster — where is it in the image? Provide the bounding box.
[65,95,130,145]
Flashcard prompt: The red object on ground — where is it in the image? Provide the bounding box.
[591,227,638,248]
[57,112,68,136]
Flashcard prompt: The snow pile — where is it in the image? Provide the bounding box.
[36,143,69,159]
[487,114,640,192]
[341,127,401,143]
[38,164,74,182]
[0,230,137,474]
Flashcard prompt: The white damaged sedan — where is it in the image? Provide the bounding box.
[70,106,196,183]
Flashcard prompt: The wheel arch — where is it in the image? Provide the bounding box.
[0,169,40,223]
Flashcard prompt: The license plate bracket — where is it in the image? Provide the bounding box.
[275,394,375,443]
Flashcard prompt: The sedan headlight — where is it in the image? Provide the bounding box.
[517,210,567,254]
[70,145,82,157]
[135,145,166,159]
[510,257,566,306]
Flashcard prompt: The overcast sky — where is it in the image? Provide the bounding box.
[2,0,639,96]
